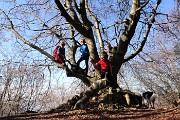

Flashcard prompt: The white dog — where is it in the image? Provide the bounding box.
[142,91,158,109]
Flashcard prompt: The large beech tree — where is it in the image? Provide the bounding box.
[0,0,162,109]
[54,0,161,87]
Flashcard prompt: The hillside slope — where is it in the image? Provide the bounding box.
[0,107,179,120]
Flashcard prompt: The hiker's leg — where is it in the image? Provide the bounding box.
[100,72,105,79]
[84,56,89,74]
[59,54,65,65]
[76,56,83,70]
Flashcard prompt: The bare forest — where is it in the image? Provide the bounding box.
[0,0,179,119]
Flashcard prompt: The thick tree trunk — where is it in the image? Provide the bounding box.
[71,76,142,109]
[56,85,144,110]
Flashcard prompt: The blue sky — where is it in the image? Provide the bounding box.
[160,0,176,12]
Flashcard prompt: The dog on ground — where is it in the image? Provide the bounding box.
[142,91,158,109]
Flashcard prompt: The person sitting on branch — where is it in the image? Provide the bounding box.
[53,41,66,66]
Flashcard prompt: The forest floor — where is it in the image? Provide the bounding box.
[0,107,179,120]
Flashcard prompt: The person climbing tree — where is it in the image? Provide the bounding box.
[53,41,66,66]
[76,37,90,74]
[93,52,113,80]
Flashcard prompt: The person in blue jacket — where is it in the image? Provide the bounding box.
[76,37,90,74]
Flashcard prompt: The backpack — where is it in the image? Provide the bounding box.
[53,46,60,57]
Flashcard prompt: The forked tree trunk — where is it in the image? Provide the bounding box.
[53,0,161,109]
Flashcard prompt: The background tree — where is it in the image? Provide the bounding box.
[132,1,180,107]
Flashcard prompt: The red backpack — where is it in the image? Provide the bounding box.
[53,46,60,57]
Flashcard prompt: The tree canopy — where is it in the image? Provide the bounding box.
[0,0,161,86]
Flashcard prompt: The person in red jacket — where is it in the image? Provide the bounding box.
[94,52,113,80]
[53,42,66,66]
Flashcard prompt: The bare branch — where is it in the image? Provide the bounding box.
[54,0,85,35]
[0,9,54,62]
[124,0,162,62]
[85,0,104,52]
